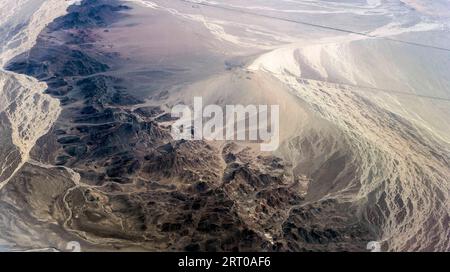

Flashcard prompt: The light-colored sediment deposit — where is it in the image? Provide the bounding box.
[0,0,77,188]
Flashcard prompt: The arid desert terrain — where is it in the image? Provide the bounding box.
[0,0,449,251]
